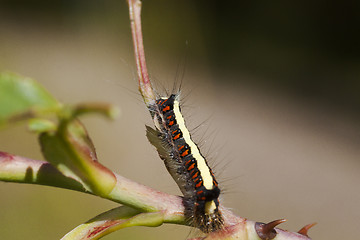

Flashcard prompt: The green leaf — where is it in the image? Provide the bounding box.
[67,103,120,120]
[28,118,57,133]
[39,119,116,196]
[0,72,61,126]
[61,206,165,240]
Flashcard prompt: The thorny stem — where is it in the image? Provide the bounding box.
[0,151,312,240]
[127,0,156,106]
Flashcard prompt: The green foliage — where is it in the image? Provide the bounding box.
[0,71,188,239]
[0,72,61,127]
[0,72,120,195]
[39,119,117,196]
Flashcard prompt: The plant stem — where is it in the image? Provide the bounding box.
[0,151,184,223]
[127,0,156,106]
[0,151,86,192]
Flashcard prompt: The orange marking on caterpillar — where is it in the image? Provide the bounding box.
[181,149,189,157]
[163,106,170,112]
[173,133,181,140]
[196,181,203,188]
[187,163,195,171]
[197,190,204,195]
[161,99,168,105]
[192,171,199,179]
[169,120,174,126]
[178,145,185,151]
[185,159,192,165]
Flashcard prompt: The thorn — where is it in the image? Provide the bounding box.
[298,223,317,237]
[255,219,287,240]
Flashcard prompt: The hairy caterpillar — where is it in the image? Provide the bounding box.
[146,93,223,233]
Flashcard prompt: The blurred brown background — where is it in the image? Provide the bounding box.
[0,0,359,239]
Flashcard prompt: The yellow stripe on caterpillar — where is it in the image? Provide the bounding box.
[173,98,214,190]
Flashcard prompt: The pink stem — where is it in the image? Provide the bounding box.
[127,0,155,106]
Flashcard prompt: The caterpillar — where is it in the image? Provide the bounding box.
[146,93,223,233]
